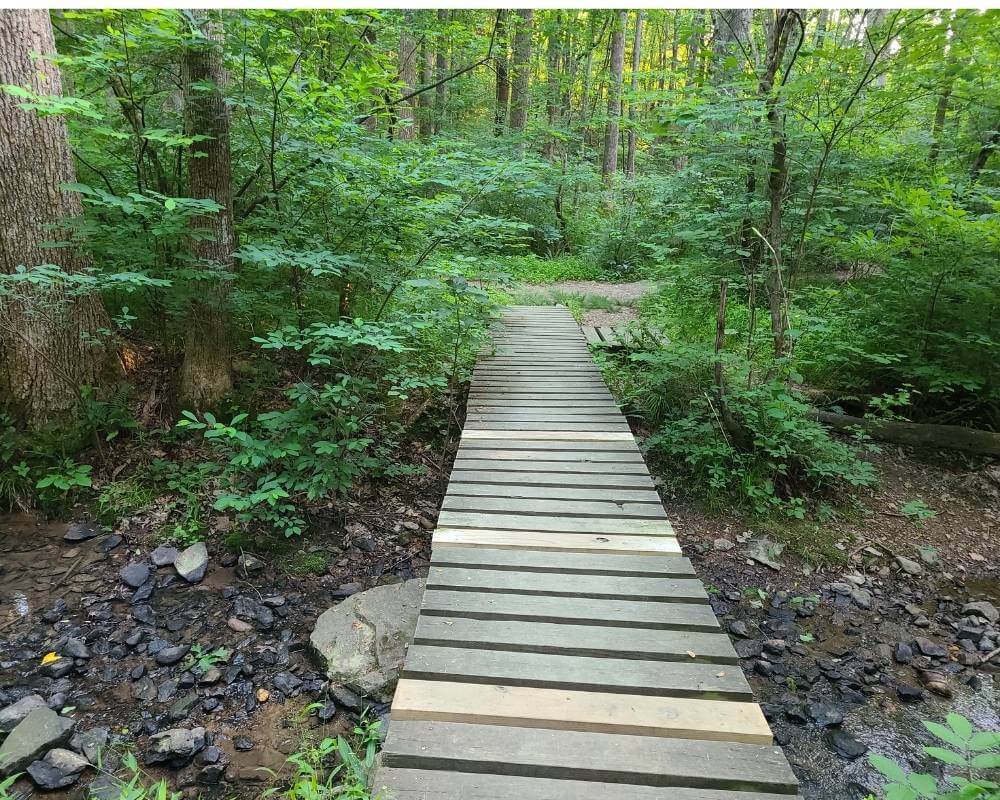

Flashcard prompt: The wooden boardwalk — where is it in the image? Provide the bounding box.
[374,306,800,799]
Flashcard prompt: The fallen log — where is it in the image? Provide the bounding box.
[813,410,1000,457]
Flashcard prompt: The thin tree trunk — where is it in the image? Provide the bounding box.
[509,9,533,141]
[970,129,1000,183]
[543,11,562,160]
[602,10,626,179]
[434,9,449,135]
[0,10,116,429]
[928,79,953,168]
[625,11,643,177]
[179,9,234,410]
[419,30,434,137]
[493,9,509,136]
[686,10,703,88]
[396,11,417,141]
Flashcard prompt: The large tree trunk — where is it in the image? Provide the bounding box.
[814,411,1000,457]
[396,11,417,141]
[602,10,626,179]
[625,11,643,178]
[543,11,562,161]
[509,9,533,141]
[0,10,116,429]
[710,9,751,84]
[434,9,449,135]
[418,33,435,138]
[493,10,509,136]
[178,9,234,411]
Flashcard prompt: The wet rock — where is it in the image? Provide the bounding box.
[151,545,180,568]
[64,522,100,542]
[825,729,867,760]
[145,727,206,768]
[227,617,253,633]
[807,702,845,728]
[41,600,67,624]
[273,672,302,696]
[914,637,946,658]
[897,683,924,702]
[0,706,75,775]
[316,701,336,722]
[155,645,189,666]
[119,562,151,589]
[963,601,999,624]
[174,542,208,583]
[920,671,953,698]
[0,695,46,733]
[895,556,923,576]
[310,579,424,703]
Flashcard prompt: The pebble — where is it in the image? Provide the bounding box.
[233,736,255,752]
[155,645,189,666]
[895,556,923,576]
[227,617,253,633]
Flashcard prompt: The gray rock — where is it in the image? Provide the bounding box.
[62,637,90,660]
[310,580,424,702]
[40,657,74,679]
[895,555,923,576]
[63,522,99,542]
[829,582,853,595]
[131,678,156,702]
[0,695,46,733]
[27,758,81,790]
[0,706,75,775]
[894,643,914,664]
[174,542,208,583]
[119,562,151,589]
[963,601,999,624]
[168,692,200,722]
[155,645,189,666]
[914,636,947,658]
[825,729,867,760]
[713,538,735,552]
[745,538,784,570]
[851,588,874,609]
[71,727,109,764]
[43,747,90,774]
[237,553,264,577]
[151,545,180,568]
[89,774,126,800]
[144,727,206,767]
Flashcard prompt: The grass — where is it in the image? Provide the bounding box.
[479,254,609,283]
[286,551,330,576]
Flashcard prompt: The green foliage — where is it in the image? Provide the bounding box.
[868,713,1000,800]
[901,500,938,521]
[84,751,183,800]
[181,644,230,673]
[484,254,610,283]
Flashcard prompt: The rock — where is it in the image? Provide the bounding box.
[329,684,363,710]
[233,736,254,752]
[0,707,75,775]
[72,727,109,763]
[155,645,189,666]
[145,727,206,767]
[316,701,336,722]
[310,580,424,703]
[150,545,179,568]
[713,538,735,551]
[0,695,46,733]
[273,672,302,696]
[174,542,208,583]
[894,643,914,664]
[897,683,923,702]
[63,522,100,542]
[728,621,751,638]
[825,729,867,760]
[851,588,874,610]
[745,538,784,570]
[97,534,123,554]
[807,702,845,728]
[920,671,953,698]
[237,553,264,577]
[199,667,221,685]
[131,678,156,702]
[963,601,999,624]
[333,582,363,599]
[168,692,200,722]
[62,637,90,660]
[255,688,269,703]
[31,748,90,789]
[227,617,253,633]
[895,556,923,576]
[914,637,947,658]
[119,562,151,589]
[829,582,853,595]
[763,639,786,656]
[40,658,73,679]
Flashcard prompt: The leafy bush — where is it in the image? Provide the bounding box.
[868,713,1000,800]
[479,254,609,284]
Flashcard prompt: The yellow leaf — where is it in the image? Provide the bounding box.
[41,652,60,665]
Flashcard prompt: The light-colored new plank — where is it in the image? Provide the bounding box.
[433,528,682,555]
[461,430,636,441]
[446,471,655,489]
[428,546,695,576]
[441,495,667,519]
[445,483,660,502]
[452,458,649,474]
[436,511,675,536]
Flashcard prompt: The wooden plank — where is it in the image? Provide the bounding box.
[420,590,717,631]
[445,471,655,489]
[428,546,696,576]
[452,458,650,474]
[456,439,637,452]
[434,528,682,555]
[413,616,735,662]
[391,680,772,744]
[380,722,798,792]
[467,403,623,412]
[373,768,799,800]
[425,566,705,602]
[453,449,643,463]
[445,484,660,502]
[464,422,632,432]
[441,496,667,519]
[461,430,635,441]
[466,414,625,423]
[436,512,675,536]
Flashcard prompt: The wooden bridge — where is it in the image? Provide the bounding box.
[373,306,800,799]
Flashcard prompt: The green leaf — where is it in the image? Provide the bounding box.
[946,713,973,742]
[870,753,908,784]
[924,721,967,749]
[923,746,967,766]
[970,753,1000,769]
[968,731,1000,751]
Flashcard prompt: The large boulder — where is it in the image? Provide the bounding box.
[0,706,75,775]
[310,579,424,702]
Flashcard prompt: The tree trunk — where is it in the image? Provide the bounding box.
[0,10,116,429]
[710,9,751,83]
[178,9,234,411]
[493,10,509,136]
[396,12,417,141]
[509,9,533,140]
[814,411,1000,457]
[602,10,626,179]
[814,9,828,46]
[543,11,562,160]
[686,10,704,87]
[969,128,999,183]
[434,9,449,135]
[419,31,435,138]
[625,11,643,177]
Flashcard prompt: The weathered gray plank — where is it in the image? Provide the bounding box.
[426,566,704,601]
[381,721,798,792]
[413,617,737,663]
[445,484,660,502]
[373,769,799,800]
[447,470,655,489]
[456,439,637,452]
[453,449,643,463]
[451,458,650,474]
[441,496,667,519]
[429,546,695,576]
[464,422,632,432]
[420,589,717,630]
[434,529,683,555]
[436,512,674,536]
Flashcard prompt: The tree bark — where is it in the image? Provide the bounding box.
[509,9,533,140]
[419,30,435,137]
[602,10,626,179]
[493,10,509,136]
[543,11,562,160]
[969,128,999,183]
[434,9,449,135]
[0,10,116,429]
[710,9,751,84]
[625,11,643,177]
[178,9,234,410]
[814,411,1000,457]
[396,11,417,141]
